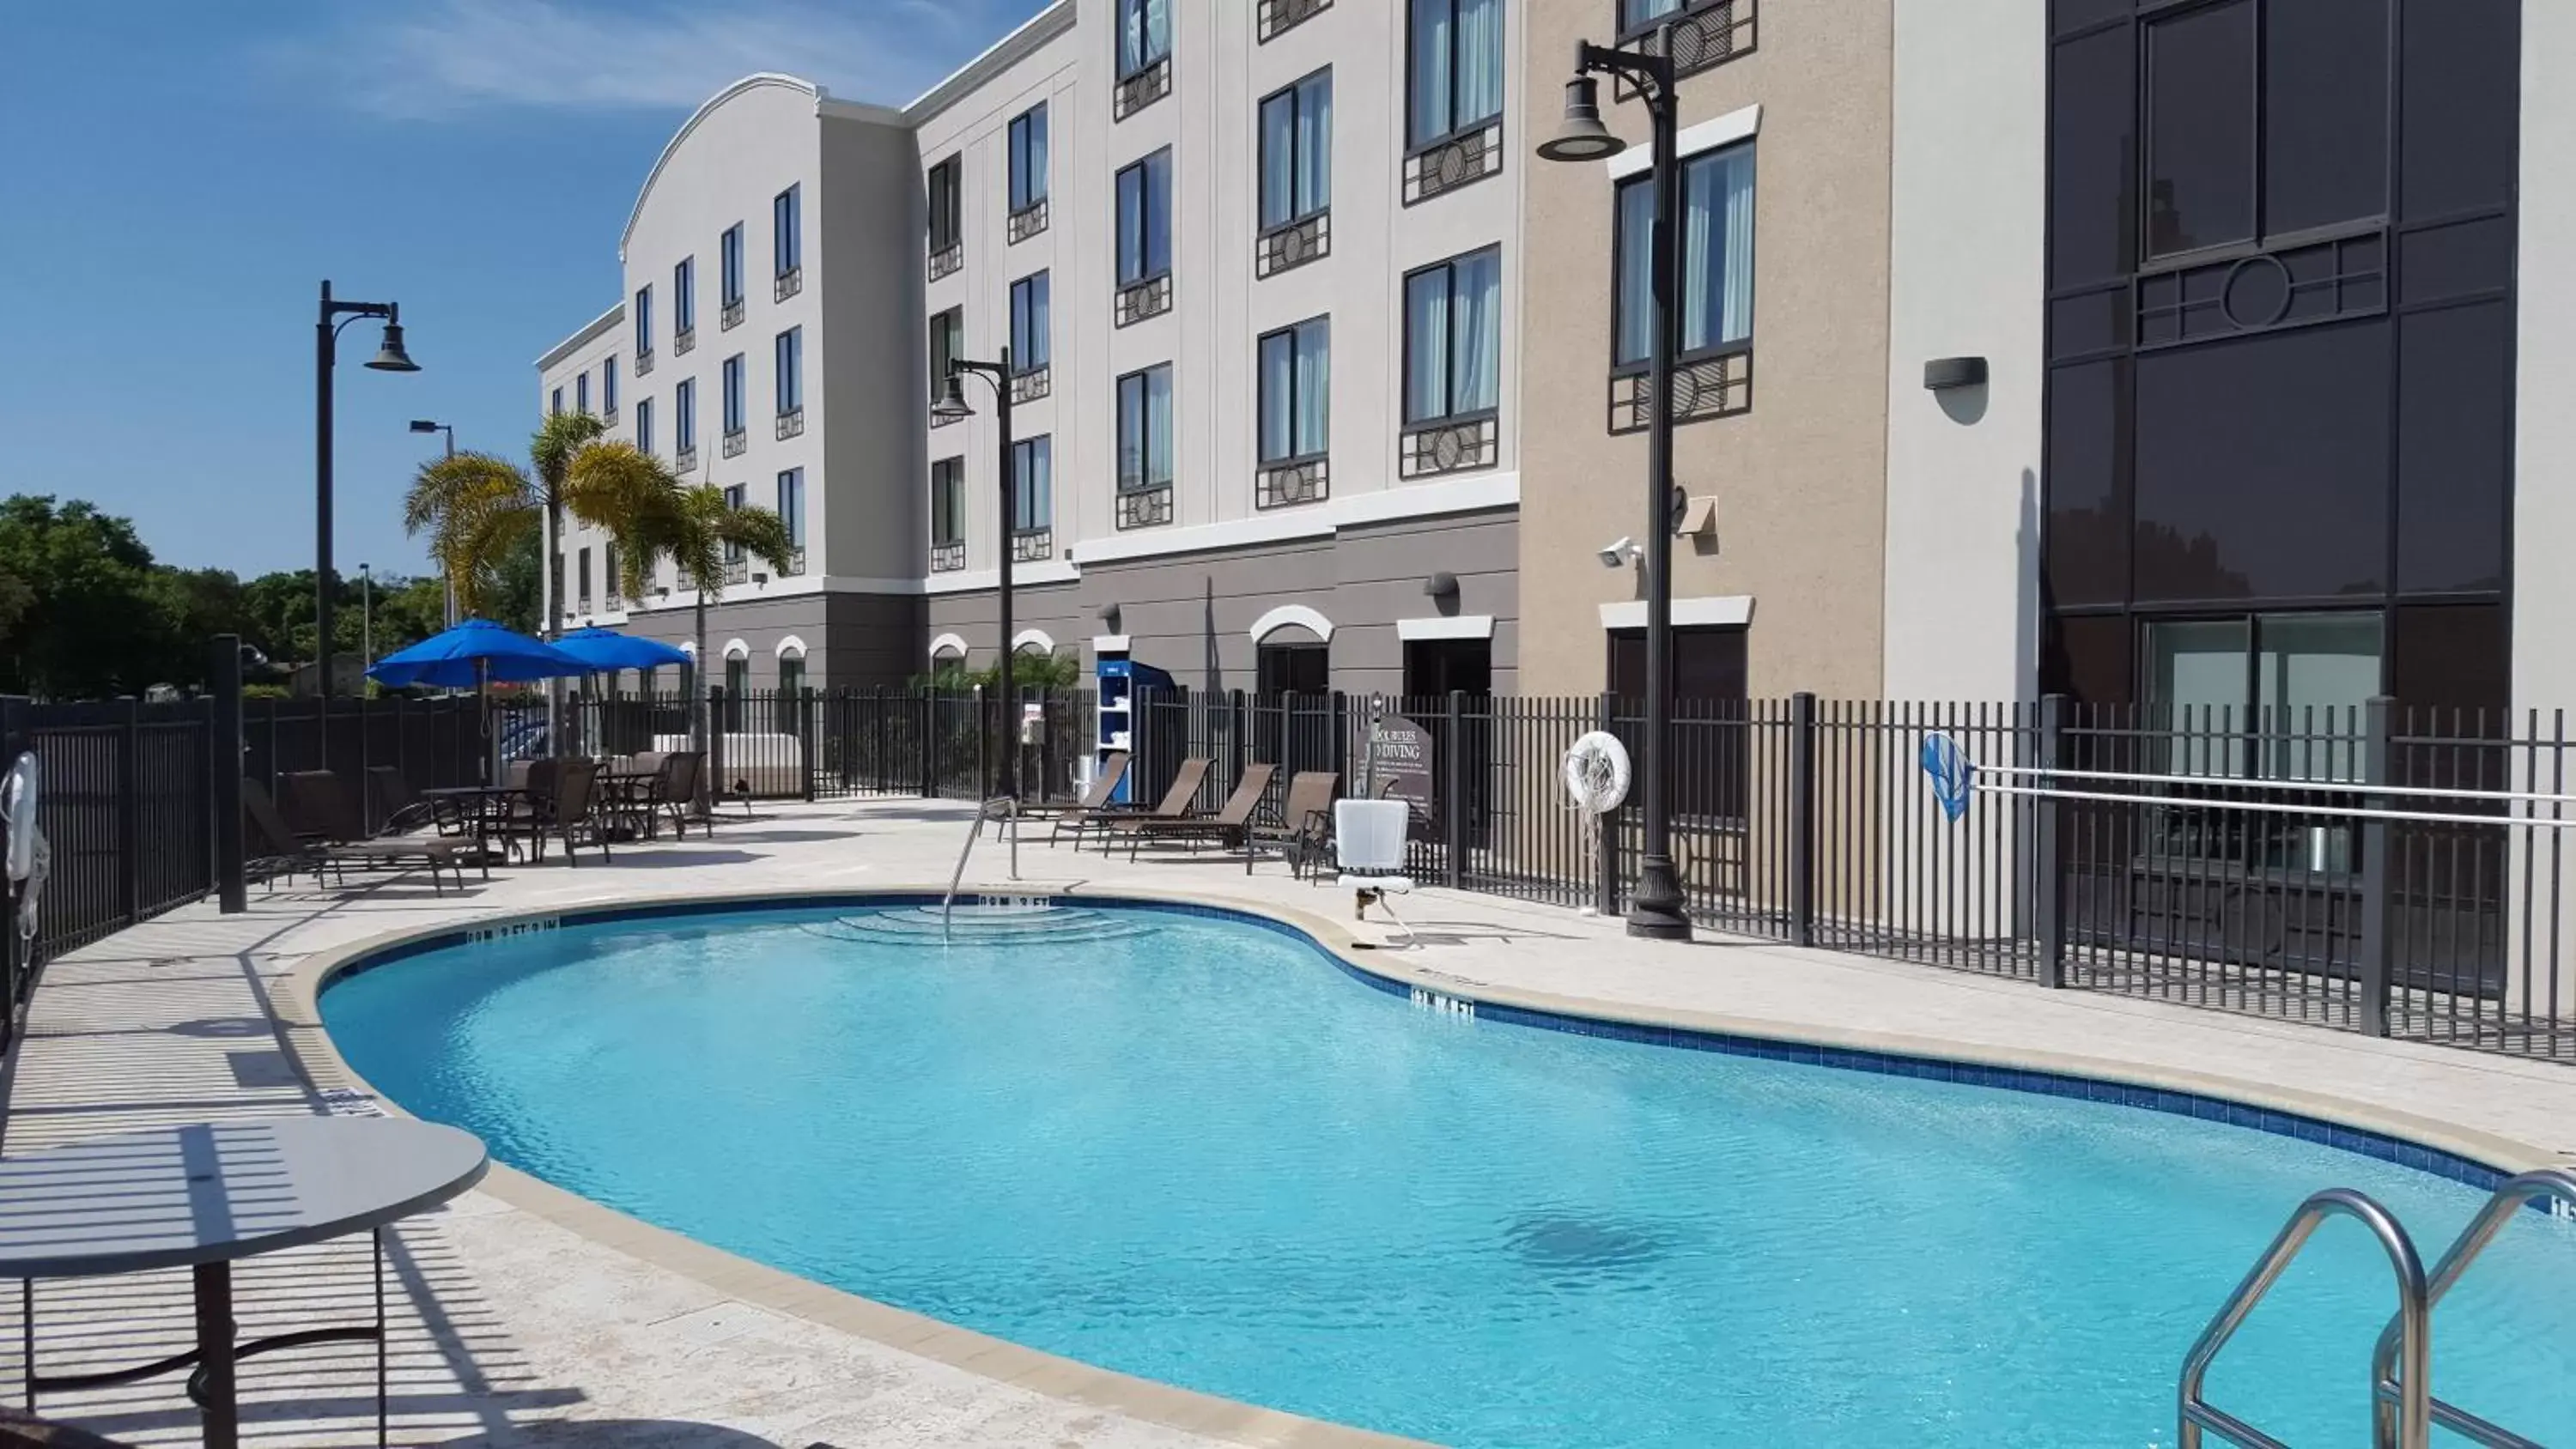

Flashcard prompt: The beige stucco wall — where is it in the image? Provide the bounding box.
[1516,2,1894,701]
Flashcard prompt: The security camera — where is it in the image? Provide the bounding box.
[1596,537,1637,569]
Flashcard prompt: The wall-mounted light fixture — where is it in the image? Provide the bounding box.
[1923,356,1988,391]
[1424,571,1459,601]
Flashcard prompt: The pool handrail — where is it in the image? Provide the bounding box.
[2368,1167,2576,1449]
[943,797,1023,937]
[2178,1186,2429,1449]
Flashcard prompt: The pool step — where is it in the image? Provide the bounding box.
[799,904,1150,947]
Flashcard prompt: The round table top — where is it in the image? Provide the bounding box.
[0,1117,488,1279]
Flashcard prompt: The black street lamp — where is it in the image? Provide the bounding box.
[315,280,418,705]
[931,346,1023,803]
[410,420,458,625]
[1536,31,1692,941]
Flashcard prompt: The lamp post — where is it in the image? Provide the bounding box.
[1536,30,1692,940]
[316,281,419,706]
[929,347,1020,803]
[410,420,457,625]
[359,563,374,677]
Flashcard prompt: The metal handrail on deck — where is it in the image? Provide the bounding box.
[2371,1168,2576,1448]
[942,797,1022,938]
[2178,1188,2430,1449]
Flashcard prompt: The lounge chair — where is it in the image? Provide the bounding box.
[1117,761,1277,860]
[1247,769,1338,877]
[362,765,446,837]
[256,776,479,895]
[531,757,614,865]
[1042,750,1132,847]
[1090,757,1210,852]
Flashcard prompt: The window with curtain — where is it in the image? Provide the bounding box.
[1260,70,1333,231]
[633,285,652,354]
[721,223,744,307]
[1012,435,1053,530]
[775,327,802,414]
[777,468,805,548]
[1116,149,1172,283]
[931,458,966,544]
[1118,0,1170,78]
[1613,142,1756,369]
[636,397,653,455]
[674,379,696,451]
[721,355,745,433]
[1404,246,1501,424]
[673,257,695,332]
[1117,364,1175,491]
[1258,317,1330,464]
[929,308,963,403]
[927,157,962,254]
[1407,0,1504,149]
[773,185,801,276]
[1010,272,1051,371]
[1009,105,1049,212]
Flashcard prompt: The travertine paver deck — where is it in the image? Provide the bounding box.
[3,796,2573,1446]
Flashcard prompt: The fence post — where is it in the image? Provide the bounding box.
[2035,693,2066,989]
[2358,694,2396,1037]
[1444,689,1467,890]
[1595,692,1619,917]
[1230,688,1248,785]
[1330,691,1349,793]
[801,688,817,802]
[708,688,728,805]
[210,636,246,914]
[920,691,937,798]
[1789,692,1817,948]
[873,686,889,795]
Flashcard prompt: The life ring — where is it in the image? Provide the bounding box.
[1561,731,1631,815]
[3,753,37,883]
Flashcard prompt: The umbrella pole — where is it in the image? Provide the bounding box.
[478,658,492,785]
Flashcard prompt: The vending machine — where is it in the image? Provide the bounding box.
[1094,654,1173,805]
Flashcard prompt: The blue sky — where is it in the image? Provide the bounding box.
[0,0,1043,579]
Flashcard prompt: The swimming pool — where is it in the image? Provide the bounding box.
[319,900,2576,1447]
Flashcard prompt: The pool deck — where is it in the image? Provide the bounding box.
[4,795,2573,1447]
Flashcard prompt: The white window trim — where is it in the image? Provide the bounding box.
[1012,628,1057,654]
[1606,102,1759,180]
[1597,596,1755,630]
[928,632,970,660]
[775,634,809,659]
[721,638,751,661]
[1249,603,1335,644]
[1396,614,1493,641]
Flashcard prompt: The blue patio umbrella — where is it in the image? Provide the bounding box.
[550,627,690,673]
[366,619,589,689]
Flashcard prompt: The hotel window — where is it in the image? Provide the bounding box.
[1405,247,1501,424]
[1116,364,1175,492]
[931,458,967,547]
[1613,141,1754,373]
[2148,613,2385,782]
[724,656,750,722]
[672,256,696,348]
[722,355,746,437]
[929,307,964,406]
[777,655,805,720]
[1117,149,1173,284]
[1261,70,1333,233]
[602,355,618,416]
[1009,272,1050,371]
[550,386,563,416]
[1012,436,1053,532]
[674,378,696,454]
[1118,0,1170,79]
[1009,105,1048,214]
[775,326,803,417]
[1259,318,1329,464]
[721,483,746,567]
[777,467,805,550]
[576,549,592,609]
[774,185,802,277]
[720,222,744,319]
[1407,0,1504,148]
[576,372,590,415]
[927,157,963,278]
[636,397,654,455]
[634,285,652,357]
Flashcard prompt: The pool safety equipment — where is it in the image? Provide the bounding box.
[3,752,47,949]
[1561,731,1631,915]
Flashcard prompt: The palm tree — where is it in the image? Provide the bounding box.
[403,412,607,630]
[566,442,796,760]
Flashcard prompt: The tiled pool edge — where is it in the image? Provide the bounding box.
[272,884,2570,1449]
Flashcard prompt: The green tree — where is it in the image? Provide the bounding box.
[0,495,179,697]
[402,411,605,630]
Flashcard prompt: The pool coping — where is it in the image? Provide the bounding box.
[272,882,2569,1449]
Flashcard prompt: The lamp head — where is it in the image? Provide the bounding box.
[366,320,421,373]
[409,419,442,433]
[930,373,975,421]
[1536,76,1624,163]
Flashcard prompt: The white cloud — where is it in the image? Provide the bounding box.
[270,0,1036,119]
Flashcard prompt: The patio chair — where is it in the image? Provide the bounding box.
[1041,750,1131,847]
[258,775,479,894]
[650,751,708,840]
[532,757,613,866]
[363,765,444,837]
[1116,761,1276,860]
[1335,797,1417,947]
[0,1404,135,1447]
[1090,756,1210,852]
[1247,770,1339,878]
[485,757,560,863]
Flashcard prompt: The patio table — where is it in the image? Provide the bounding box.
[0,1117,488,1449]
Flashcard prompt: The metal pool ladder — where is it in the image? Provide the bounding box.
[942,797,1022,937]
[2178,1167,2576,1449]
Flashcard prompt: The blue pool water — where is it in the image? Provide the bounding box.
[322,903,2576,1447]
